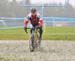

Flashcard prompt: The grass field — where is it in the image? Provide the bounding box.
[0,27,75,40]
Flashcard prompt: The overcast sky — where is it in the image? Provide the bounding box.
[9,0,75,6]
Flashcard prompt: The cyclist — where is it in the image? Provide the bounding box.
[24,8,43,48]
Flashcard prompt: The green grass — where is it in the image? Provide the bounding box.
[0,27,75,40]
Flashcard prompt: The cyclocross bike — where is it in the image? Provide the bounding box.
[27,26,40,52]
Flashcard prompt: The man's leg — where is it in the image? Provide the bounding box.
[38,27,43,47]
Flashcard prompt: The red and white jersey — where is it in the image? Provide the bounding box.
[26,12,41,20]
[24,12,43,27]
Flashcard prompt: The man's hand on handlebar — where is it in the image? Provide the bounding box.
[24,27,28,33]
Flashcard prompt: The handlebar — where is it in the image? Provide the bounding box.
[25,26,40,33]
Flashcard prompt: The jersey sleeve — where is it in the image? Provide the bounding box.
[37,13,43,27]
[39,18,43,27]
[24,16,29,27]
[24,13,32,27]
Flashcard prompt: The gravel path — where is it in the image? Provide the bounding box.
[0,40,75,61]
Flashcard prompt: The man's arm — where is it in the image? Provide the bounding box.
[38,18,43,27]
[37,12,43,27]
[24,20,28,27]
[24,19,29,33]
[24,13,31,27]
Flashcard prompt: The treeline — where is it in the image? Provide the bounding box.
[0,0,75,18]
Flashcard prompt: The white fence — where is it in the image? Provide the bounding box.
[0,17,75,29]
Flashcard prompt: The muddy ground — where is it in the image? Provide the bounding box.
[0,40,75,61]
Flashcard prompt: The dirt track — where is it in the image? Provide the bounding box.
[0,40,75,61]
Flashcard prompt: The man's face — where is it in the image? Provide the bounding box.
[31,12,36,16]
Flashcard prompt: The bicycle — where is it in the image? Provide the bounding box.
[27,26,40,52]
